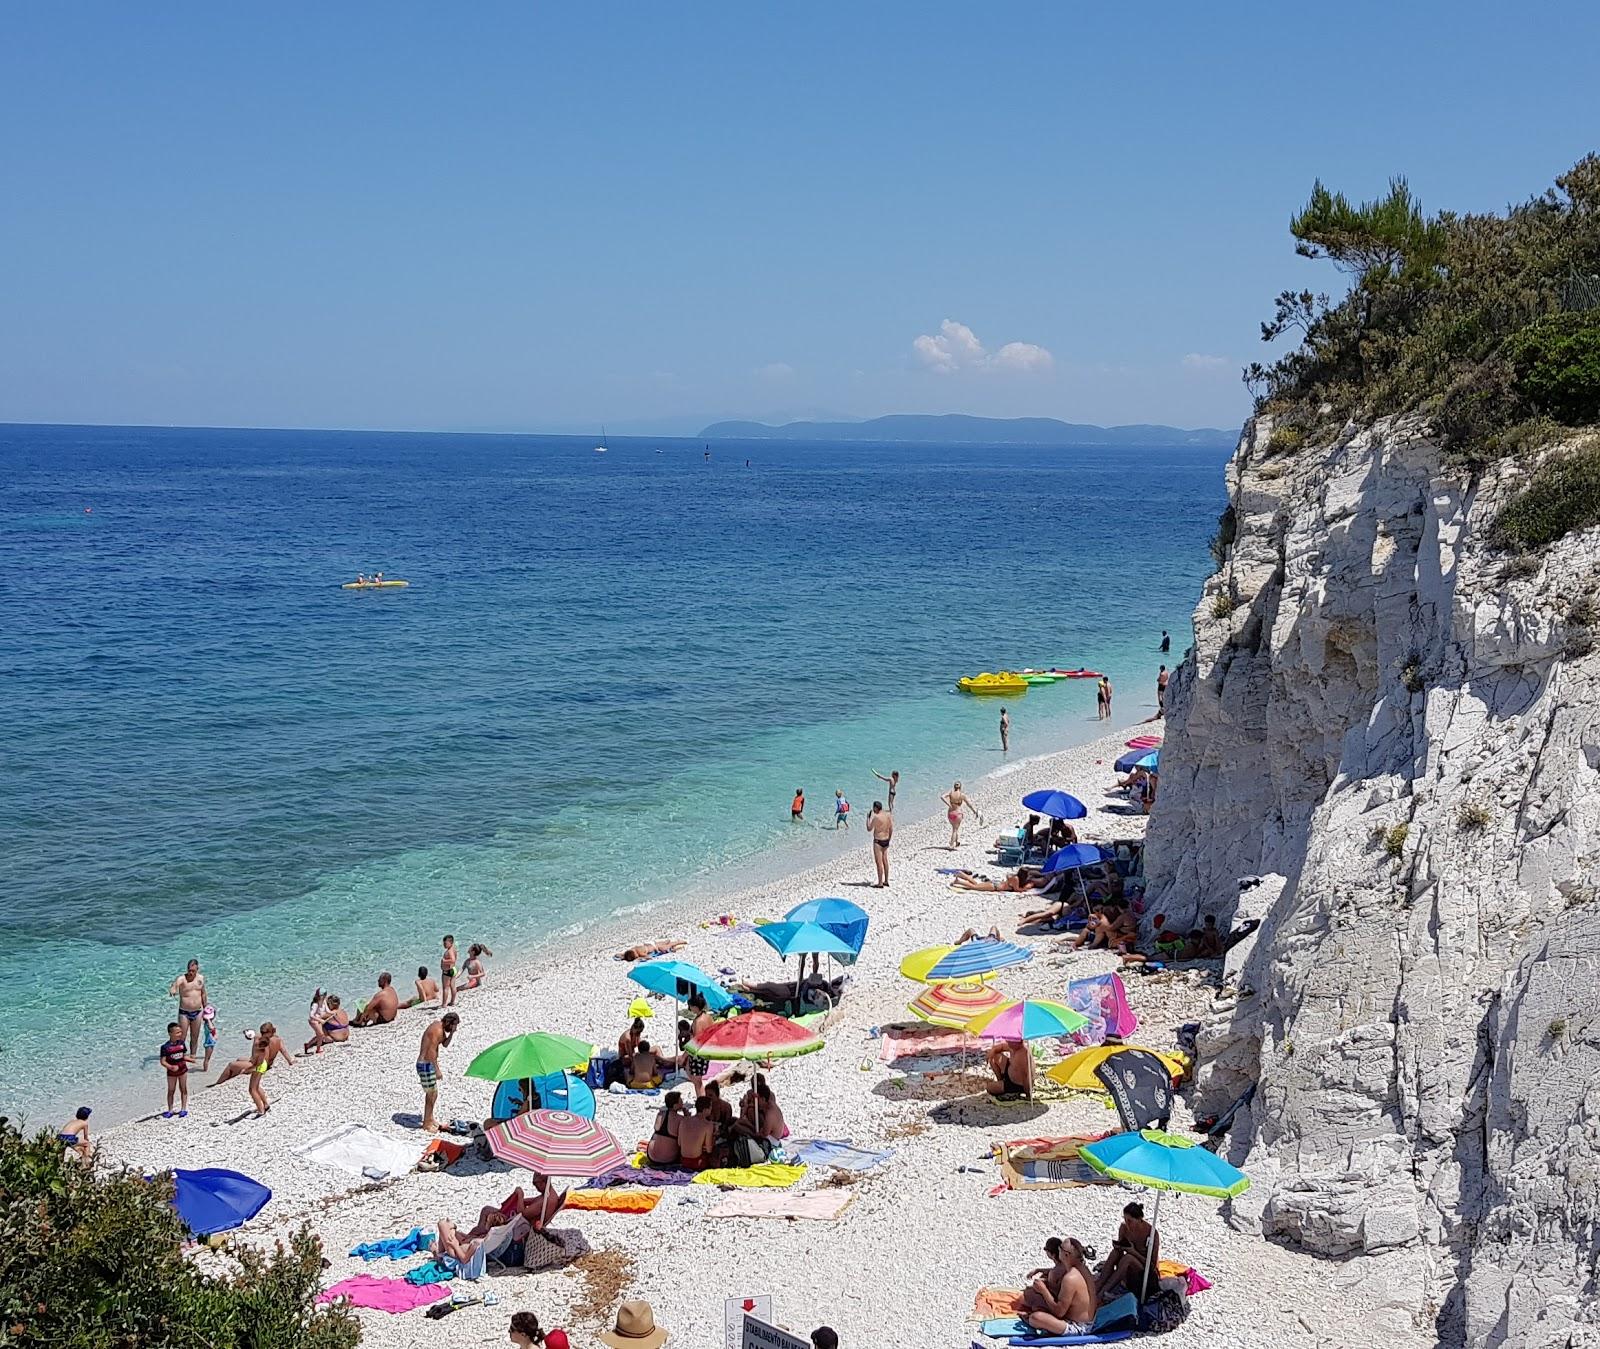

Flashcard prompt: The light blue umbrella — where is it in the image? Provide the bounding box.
[784,898,869,956]
[1042,843,1110,875]
[1079,1128,1250,1298]
[756,920,857,959]
[628,959,735,1012]
[921,937,1032,982]
[1021,788,1088,820]
[1135,751,1160,771]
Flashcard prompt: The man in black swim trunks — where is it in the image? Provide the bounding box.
[169,959,207,1057]
[867,800,893,888]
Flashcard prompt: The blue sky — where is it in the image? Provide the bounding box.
[2,3,1596,435]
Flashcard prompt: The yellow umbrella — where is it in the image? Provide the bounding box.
[898,945,998,984]
[908,981,1009,1030]
[1046,1044,1188,1091]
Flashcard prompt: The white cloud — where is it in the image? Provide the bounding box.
[755,361,795,380]
[913,319,1053,376]
[1181,353,1230,371]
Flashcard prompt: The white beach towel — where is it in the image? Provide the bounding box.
[296,1123,420,1179]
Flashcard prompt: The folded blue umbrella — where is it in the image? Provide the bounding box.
[170,1167,271,1235]
[1021,788,1088,820]
[1042,843,1111,875]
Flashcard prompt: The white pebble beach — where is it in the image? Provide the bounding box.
[99,724,1425,1349]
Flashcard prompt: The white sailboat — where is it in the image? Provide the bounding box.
[593,425,609,454]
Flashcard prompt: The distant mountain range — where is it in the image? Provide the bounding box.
[699,414,1238,448]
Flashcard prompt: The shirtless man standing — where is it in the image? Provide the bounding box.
[169,960,208,1057]
[352,971,399,1027]
[417,1012,460,1133]
[867,801,893,888]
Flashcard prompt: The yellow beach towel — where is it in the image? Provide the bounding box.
[690,1162,807,1189]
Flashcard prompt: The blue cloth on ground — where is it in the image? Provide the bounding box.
[788,1139,893,1171]
[1003,1334,1131,1346]
[981,1318,1029,1337]
[350,1227,432,1261]
[1093,1293,1138,1331]
[403,1259,453,1286]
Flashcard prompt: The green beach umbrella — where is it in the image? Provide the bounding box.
[465,1031,594,1084]
[1079,1128,1251,1299]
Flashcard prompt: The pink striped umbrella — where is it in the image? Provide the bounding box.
[485,1109,627,1177]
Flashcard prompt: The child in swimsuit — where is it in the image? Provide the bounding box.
[160,1022,190,1118]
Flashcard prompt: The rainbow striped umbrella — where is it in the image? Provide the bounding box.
[965,998,1090,1042]
[686,1010,824,1061]
[485,1109,628,1177]
[908,981,1010,1030]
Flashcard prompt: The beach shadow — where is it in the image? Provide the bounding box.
[224,1109,259,1125]
[928,1095,1050,1127]
[871,1071,987,1103]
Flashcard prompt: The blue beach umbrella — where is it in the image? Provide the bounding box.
[1079,1128,1251,1300]
[1135,751,1160,771]
[1021,789,1089,820]
[170,1167,271,1236]
[756,920,857,960]
[921,937,1033,983]
[1042,843,1110,875]
[784,898,870,956]
[628,959,735,1012]
[1114,748,1148,774]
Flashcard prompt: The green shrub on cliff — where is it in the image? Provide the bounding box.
[0,1118,358,1348]
[1246,156,1600,475]
[1493,442,1600,549]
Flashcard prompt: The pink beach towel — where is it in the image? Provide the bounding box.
[877,1026,971,1062]
[318,1275,450,1313]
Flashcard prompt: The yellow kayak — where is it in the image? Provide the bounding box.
[341,580,410,590]
[958,671,1028,696]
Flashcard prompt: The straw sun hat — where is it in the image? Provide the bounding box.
[598,1300,668,1349]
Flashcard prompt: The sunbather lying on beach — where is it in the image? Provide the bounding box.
[950,865,1047,893]
[615,939,686,961]
[735,972,842,1009]
[956,926,1002,944]
[434,1213,533,1268]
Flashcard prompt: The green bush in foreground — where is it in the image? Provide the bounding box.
[1494,443,1600,550]
[0,1118,358,1349]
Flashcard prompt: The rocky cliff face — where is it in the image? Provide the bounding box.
[1144,414,1600,1348]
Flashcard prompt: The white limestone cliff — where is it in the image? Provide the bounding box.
[1143,414,1600,1347]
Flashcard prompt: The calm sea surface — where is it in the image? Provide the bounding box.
[1,423,1228,1121]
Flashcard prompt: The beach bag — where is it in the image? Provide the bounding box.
[729,1134,770,1169]
[1138,1286,1188,1332]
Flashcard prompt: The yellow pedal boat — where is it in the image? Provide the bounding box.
[957,671,1029,696]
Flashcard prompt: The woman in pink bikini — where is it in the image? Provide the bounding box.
[941,781,981,850]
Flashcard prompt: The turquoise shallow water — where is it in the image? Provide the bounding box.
[1,423,1227,1122]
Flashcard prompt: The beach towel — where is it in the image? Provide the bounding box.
[418,1139,465,1171]
[878,1025,973,1062]
[999,1333,1132,1346]
[582,1164,694,1189]
[787,1139,893,1172]
[705,1190,854,1221]
[1064,973,1138,1047]
[403,1260,453,1287]
[350,1227,432,1262]
[566,1188,662,1214]
[691,1162,807,1188]
[996,1136,1115,1191]
[980,1318,1029,1339]
[973,1288,1027,1319]
[319,1275,449,1312]
[296,1123,419,1179]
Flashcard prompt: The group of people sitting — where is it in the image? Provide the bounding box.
[1020,1204,1159,1334]
[1112,766,1159,814]
[432,1174,570,1275]
[644,1071,785,1170]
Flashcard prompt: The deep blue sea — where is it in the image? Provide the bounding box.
[1,423,1228,1122]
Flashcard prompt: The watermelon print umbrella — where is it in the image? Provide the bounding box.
[685,1010,824,1061]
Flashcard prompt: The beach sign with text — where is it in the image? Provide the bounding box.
[742,1315,809,1349]
[724,1296,773,1349]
